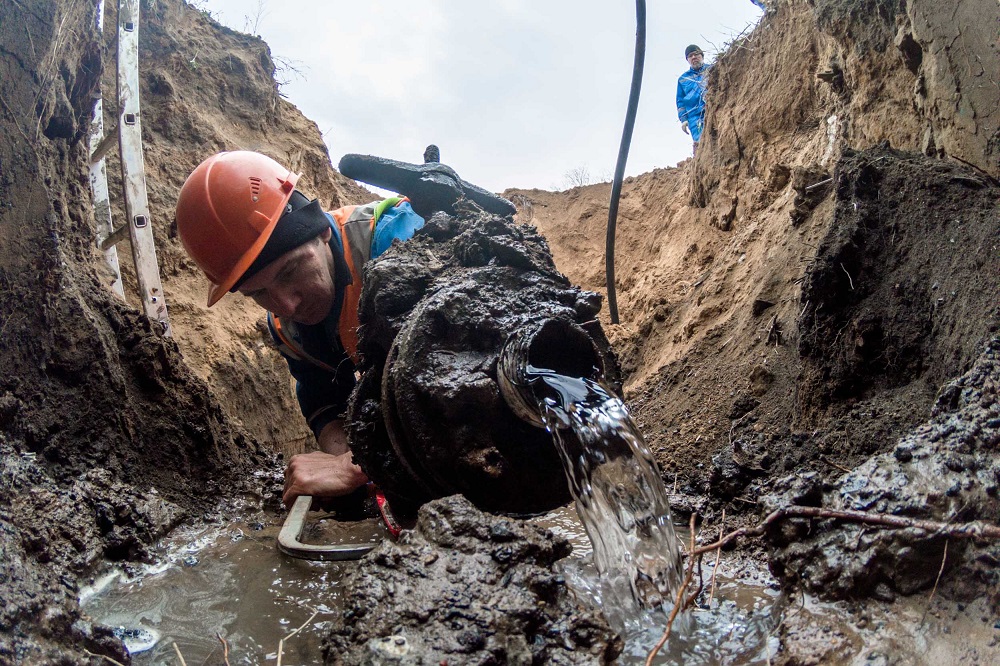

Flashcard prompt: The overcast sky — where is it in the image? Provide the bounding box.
[199,0,762,193]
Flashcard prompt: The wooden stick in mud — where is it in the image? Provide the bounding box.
[688,505,1000,558]
[927,540,949,604]
[708,508,726,607]
[276,610,318,666]
[216,632,231,666]
[82,650,126,666]
[172,642,187,666]
[645,514,698,666]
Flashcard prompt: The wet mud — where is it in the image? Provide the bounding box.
[767,336,1000,602]
[349,213,621,516]
[324,495,623,665]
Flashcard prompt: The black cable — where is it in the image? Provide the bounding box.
[605,0,646,325]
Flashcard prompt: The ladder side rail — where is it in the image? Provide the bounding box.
[117,0,171,335]
[88,0,125,300]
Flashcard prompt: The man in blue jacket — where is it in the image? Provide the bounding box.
[676,44,710,152]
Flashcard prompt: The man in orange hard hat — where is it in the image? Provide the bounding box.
[175,151,424,506]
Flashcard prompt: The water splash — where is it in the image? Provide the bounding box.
[527,366,683,634]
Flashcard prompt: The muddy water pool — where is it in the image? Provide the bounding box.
[80,507,381,664]
[81,502,997,664]
[80,503,785,664]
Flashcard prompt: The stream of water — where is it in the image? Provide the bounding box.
[528,366,684,635]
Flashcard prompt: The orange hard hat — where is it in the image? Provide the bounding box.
[176,151,300,306]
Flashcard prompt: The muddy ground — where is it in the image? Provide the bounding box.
[1,0,999,663]
[325,495,623,665]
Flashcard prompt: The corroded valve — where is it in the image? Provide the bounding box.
[347,212,622,517]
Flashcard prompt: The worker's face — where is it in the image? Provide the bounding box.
[687,51,704,69]
[238,227,336,325]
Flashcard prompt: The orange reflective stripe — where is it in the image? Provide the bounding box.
[270,314,298,357]
[331,205,367,364]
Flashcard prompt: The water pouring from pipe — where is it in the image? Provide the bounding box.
[498,319,684,633]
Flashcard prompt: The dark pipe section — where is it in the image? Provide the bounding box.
[497,319,605,429]
[605,0,647,324]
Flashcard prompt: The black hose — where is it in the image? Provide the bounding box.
[605,0,646,325]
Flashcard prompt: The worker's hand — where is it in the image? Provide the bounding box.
[681,121,690,135]
[282,450,369,506]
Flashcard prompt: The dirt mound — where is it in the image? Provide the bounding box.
[325,495,622,664]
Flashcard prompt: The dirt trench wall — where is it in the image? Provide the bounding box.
[674,0,1000,493]
[697,0,998,214]
[509,0,999,503]
[0,1,291,662]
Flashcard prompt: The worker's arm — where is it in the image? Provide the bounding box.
[677,77,687,123]
[282,421,368,505]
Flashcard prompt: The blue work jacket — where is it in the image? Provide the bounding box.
[676,64,710,143]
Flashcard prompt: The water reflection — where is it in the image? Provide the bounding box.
[81,511,376,664]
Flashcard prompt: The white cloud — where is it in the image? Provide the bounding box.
[202,0,762,192]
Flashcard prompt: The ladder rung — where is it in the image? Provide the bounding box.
[90,126,118,164]
[99,223,129,251]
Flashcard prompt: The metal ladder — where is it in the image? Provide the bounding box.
[88,0,171,337]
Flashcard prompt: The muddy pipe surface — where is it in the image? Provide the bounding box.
[347,212,622,517]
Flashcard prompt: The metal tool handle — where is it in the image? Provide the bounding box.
[277,495,379,561]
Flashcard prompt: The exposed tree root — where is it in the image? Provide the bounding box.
[689,505,1000,558]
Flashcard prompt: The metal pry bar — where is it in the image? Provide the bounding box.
[277,495,380,561]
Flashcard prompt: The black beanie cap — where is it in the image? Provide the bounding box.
[231,190,330,291]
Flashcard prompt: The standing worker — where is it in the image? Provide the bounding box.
[676,44,710,152]
[174,151,425,506]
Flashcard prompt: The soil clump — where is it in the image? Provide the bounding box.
[325,495,623,665]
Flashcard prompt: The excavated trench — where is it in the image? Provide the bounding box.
[3,0,1000,663]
